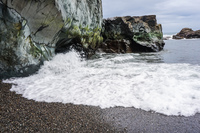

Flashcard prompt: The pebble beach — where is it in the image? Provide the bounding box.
[1,80,200,132]
[0,80,118,132]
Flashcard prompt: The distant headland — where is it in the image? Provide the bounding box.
[173,28,200,39]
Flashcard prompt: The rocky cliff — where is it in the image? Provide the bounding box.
[173,28,200,39]
[0,0,103,79]
[100,15,165,53]
[0,1,165,79]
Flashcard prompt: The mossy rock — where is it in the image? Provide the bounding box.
[62,24,103,50]
[133,32,163,42]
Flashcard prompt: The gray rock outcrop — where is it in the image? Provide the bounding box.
[100,15,165,53]
[0,0,103,79]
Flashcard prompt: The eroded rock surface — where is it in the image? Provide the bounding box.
[0,0,103,79]
[0,1,57,79]
[101,15,165,53]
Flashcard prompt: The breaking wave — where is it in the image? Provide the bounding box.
[4,50,200,116]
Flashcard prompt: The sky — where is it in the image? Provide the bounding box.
[102,0,200,33]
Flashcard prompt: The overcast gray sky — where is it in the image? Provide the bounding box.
[102,0,200,33]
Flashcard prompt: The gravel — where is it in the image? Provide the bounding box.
[0,80,119,132]
[1,80,200,133]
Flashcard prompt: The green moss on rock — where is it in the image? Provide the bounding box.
[133,32,163,43]
[63,24,103,50]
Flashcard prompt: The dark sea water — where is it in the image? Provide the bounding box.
[133,39,200,65]
[4,39,200,117]
[163,39,200,64]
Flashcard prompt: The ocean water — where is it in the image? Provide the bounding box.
[4,39,200,116]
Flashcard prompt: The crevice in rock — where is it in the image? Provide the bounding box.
[33,24,49,36]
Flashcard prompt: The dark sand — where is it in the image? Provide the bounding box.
[1,80,200,133]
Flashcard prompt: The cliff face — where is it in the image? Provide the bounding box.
[55,0,103,54]
[0,0,103,79]
[101,15,165,53]
[0,1,165,79]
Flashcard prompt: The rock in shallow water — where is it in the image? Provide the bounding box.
[100,15,165,53]
[173,28,200,39]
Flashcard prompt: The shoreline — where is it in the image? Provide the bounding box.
[1,81,200,132]
[0,81,118,132]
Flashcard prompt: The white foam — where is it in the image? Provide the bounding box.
[4,51,200,116]
[163,34,173,40]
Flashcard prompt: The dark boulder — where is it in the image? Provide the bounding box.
[100,15,165,53]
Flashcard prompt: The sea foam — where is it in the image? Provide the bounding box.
[4,50,200,116]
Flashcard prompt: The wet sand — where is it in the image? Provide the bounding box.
[1,80,200,132]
